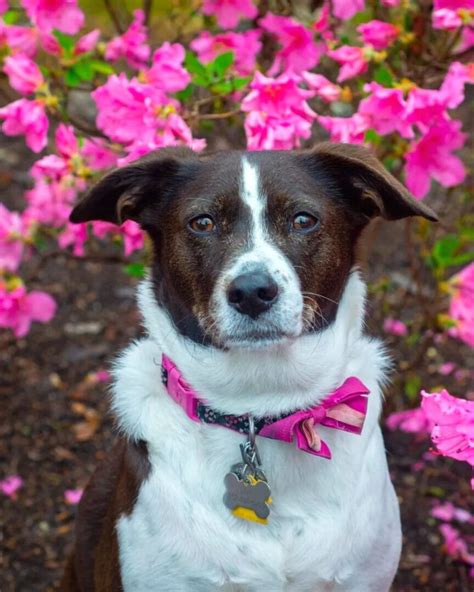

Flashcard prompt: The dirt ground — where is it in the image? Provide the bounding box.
[1,135,473,591]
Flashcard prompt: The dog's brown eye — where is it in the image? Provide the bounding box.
[292,212,319,233]
[189,215,215,234]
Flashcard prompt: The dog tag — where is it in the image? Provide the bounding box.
[223,417,272,525]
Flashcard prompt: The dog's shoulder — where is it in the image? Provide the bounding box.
[68,437,151,591]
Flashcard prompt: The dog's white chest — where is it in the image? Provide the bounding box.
[116,422,400,592]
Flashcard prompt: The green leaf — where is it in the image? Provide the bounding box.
[211,51,234,78]
[65,67,82,87]
[364,129,382,145]
[89,60,115,75]
[373,67,394,87]
[74,59,94,81]
[174,84,193,102]
[53,30,75,54]
[232,76,251,91]
[3,10,19,24]
[184,51,207,77]
[123,262,146,278]
[211,80,233,94]
[404,375,421,403]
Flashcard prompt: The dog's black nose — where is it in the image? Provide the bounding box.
[227,272,279,318]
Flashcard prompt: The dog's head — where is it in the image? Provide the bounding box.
[70,144,437,349]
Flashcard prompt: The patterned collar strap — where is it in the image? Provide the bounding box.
[161,354,370,459]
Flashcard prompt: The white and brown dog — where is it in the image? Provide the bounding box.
[62,143,437,592]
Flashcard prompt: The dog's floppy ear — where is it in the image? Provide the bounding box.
[299,142,438,222]
[69,146,198,225]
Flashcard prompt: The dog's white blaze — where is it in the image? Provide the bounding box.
[240,157,266,248]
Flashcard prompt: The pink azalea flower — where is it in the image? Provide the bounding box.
[432,502,473,523]
[404,88,450,131]
[25,180,77,226]
[381,0,400,5]
[58,222,88,256]
[327,45,368,82]
[143,42,190,93]
[242,71,316,150]
[332,0,365,21]
[302,72,340,102]
[122,220,144,256]
[433,8,463,29]
[385,407,433,434]
[105,10,150,69]
[31,154,69,180]
[39,31,62,55]
[448,263,474,348]
[317,113,368,144]
[55,124,78,159]
[439,61,473,109]
[201,0,258,29]
[75,29,100,54]
[0,98,48,153]
[3,54,44,95]
[91,220,143,256]
[0,0,7,13]
[439,523,474,565]
[434,0,474,8]
[0,23,39,57]
[421,389,474,468]
[259,13,321,74]
[358,83,413,138]
[64,488,83,505]
[0,282,57,337]
[190,30,262,75]
[0,475,23,499]
[92,74,155,144]
[93,369,111,382]
[457,27,474,52]
[357,20,399,50]
[383,317,408,336]
[20,0,84,34]
[242,71,315,117]
[439,362,456,376]
[404,119,466,198]
[81,138,118,170]
[0,204,29,273]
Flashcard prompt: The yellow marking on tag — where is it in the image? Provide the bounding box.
[232,507,268,525]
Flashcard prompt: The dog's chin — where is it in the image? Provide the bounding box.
[219,330,300,351]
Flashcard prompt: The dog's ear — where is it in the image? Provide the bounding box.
[69,147,198,225]
[299,142,438,222]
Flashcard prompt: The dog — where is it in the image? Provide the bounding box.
[61,143,437,592]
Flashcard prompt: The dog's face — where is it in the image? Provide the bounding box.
[70,144,437,349]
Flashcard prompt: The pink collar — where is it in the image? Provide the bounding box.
[161,354,370,459]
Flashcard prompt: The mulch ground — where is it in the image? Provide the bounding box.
[1,137,473,591]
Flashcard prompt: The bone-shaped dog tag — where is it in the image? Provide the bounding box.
[223,419,272,524]
[224,471,271,524]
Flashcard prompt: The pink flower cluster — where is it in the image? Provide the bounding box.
[448,263,474,348]
[242,71,316,150]
[0,281,56,338]
[321,62,472,198]
[0,475,23,499]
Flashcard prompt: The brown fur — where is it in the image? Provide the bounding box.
[60,439,151,591]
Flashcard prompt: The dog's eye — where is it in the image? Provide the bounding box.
[189,215,215,235]
[292,212,319,233]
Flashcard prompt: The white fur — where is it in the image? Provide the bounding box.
[211,158,303,348]
[113,271,401,591]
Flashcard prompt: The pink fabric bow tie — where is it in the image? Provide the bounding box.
[162,354,370,460]
[258,377,370,458]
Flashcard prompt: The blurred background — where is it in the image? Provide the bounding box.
[1,0,473,590]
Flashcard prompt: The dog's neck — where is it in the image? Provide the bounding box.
[136,270,384,418]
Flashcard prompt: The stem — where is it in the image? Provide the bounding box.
[103,0,126,34]
[143,0,153,26]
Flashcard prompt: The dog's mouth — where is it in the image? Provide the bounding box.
[218,326,301,350]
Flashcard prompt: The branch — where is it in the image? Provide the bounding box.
[143,0,153,26]
[103,0,126,34]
